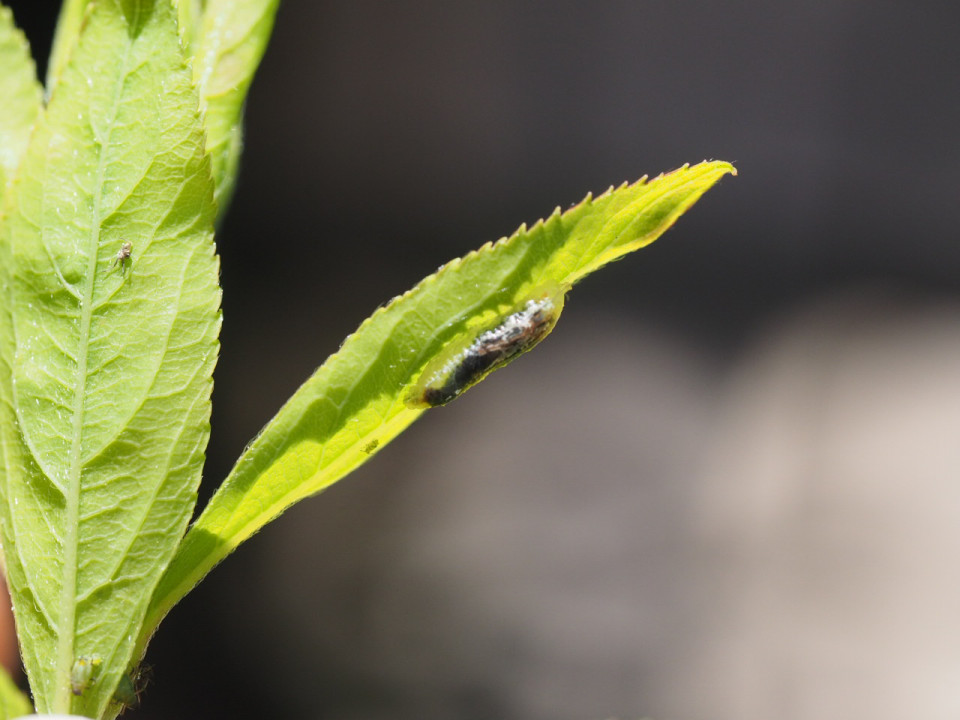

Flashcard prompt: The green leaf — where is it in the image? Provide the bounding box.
[175,0,204,54]
[0,0,220,716]
[189,0,280,214]
[0,664,31,720]
[46,0,89,95]
[50,0,279,217]
[0,4,42,200]
[139,160,735,654]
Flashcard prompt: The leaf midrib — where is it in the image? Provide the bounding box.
[52,33,133,714]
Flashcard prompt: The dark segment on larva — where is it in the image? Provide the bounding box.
[420,297,557,407]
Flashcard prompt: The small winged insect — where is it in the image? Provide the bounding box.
[70,655,102,696]
[112,663,152,712]
[407,286,566,408]
[110,240,133,276]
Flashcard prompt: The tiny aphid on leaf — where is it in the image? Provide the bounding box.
[70,655,102,696]
[407,287,566,408]
[110,240,133,276]
[112,663,152,712]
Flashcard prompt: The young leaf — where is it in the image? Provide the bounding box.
[46,0,89,95]
[188,0,281,214]
[139,161,735,654]
[175,0,204,54]
[0,664,31,719]
[0,3,42,200]
[0,0,220,716]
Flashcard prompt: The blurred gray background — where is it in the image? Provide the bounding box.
[7,2,960,718]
